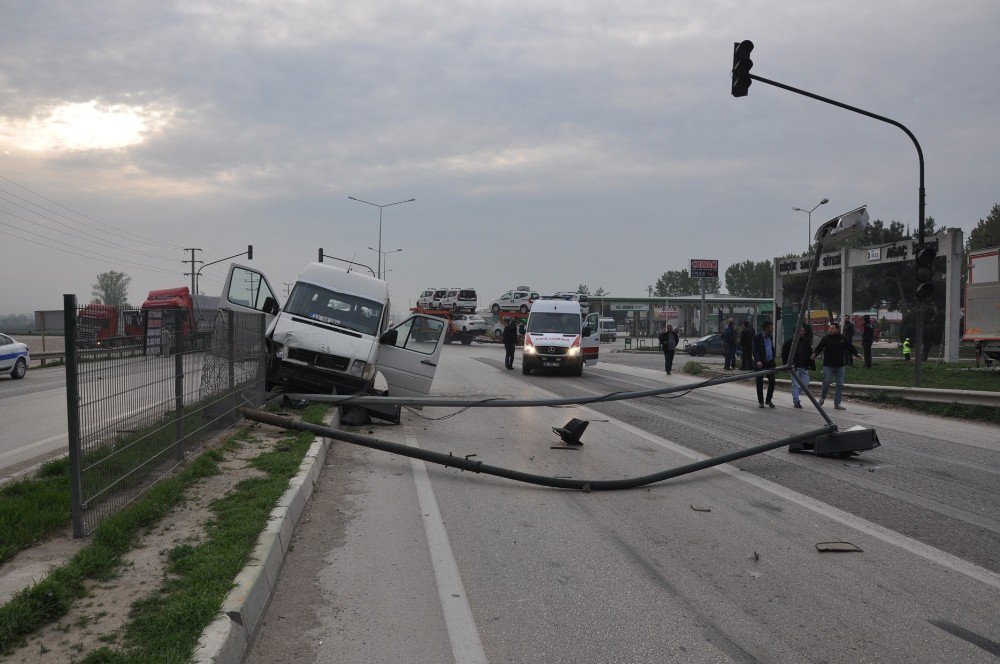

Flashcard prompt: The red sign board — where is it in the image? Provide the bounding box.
[690,259,719,279]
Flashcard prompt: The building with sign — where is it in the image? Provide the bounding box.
[591,294,774,337]
[772,228,963,360]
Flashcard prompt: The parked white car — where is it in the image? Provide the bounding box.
[0,332,30,379]
[491,290,536,314]
[440,288,478,313]
[451,314,487,334]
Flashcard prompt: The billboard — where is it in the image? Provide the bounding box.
[690,259,719,279]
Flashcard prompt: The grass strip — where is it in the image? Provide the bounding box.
[0,459,71,565]
[848,392,1000,425]
[83,404,328,664]
[0,441,227,654]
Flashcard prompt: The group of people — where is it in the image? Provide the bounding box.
[660,315,879,411]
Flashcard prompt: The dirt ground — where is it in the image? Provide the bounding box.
[0,422,290,663]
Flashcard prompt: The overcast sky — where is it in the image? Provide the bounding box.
[1,0,997,316]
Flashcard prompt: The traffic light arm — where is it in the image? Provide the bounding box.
[745,71,928,386]
[195,245,254,279]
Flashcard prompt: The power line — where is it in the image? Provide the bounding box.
[0,174,185,249]
[0,197,178,263]
[1,223,182,275]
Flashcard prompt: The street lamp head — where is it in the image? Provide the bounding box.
[793,207,804,212]
[820,198,829,205]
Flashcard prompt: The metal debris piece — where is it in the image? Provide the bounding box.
[815,541,863,553]
[550,445,581,450]
[752,551,760,561]
[690,505,712,512]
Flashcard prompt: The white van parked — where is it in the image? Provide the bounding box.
[223,263,447,397]
[440,288,478,313]
[598,317,617,342]
[416,288,435,309]
[521,299,599,376]
[491,290,535,313]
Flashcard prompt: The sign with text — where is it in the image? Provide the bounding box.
[612,303,648,311]
[690,259,719,279]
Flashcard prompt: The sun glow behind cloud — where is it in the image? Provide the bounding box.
[0,100,169,152]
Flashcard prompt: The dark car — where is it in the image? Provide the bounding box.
[685,333,742,357]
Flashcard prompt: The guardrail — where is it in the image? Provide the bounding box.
[766,377,999,408]
[32,346,145,366]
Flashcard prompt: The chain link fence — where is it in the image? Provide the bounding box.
[63,294,267,537]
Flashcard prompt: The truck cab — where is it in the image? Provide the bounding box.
[223,263,447,397]
[964,248,1000,362]
[521,299,599,376]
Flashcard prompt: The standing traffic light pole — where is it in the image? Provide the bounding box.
[732,41,928,385]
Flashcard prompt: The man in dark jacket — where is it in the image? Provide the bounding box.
[739,320,754,370]
[781,323,814,408]
[812,322,860,410]
[861,314,875,368]
[751,320,777,408]
[842,315,856,365]
[658,324,680,374]
[502,317,518,370]
[721,318,737,370]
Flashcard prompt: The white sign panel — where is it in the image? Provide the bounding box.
[612,303,648,311]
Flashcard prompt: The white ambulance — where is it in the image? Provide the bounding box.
[521,299,599,376]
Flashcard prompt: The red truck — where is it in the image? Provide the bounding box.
[141,287,220,352]
[76,303,144,348]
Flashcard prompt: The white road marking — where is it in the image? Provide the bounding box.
[574,402,1000,590]
[405,427,488,664]
[0,432,67,461]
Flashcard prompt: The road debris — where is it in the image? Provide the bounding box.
[815,541,863,553]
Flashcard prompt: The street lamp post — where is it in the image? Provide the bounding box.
[368,247,402,281]
[793,198,829,251]
[348,196,415,279]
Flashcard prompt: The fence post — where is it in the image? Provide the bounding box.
[227,310,236,425]
[174,309,185,462]
[64,294,85,538]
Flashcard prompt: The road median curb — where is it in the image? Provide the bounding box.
[192,408,340,663]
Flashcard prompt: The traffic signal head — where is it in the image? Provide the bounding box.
[318,248,324,262]
[732,40,754,97]
[247,244,253,260]
[914,245,936,302]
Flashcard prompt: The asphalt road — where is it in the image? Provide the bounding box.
[0,352,218,479]
[247,343,1000,664]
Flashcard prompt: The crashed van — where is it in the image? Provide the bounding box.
[221,262,447,397]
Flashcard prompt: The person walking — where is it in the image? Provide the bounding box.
[902,337,911,361]
[811,322,860,410]
[722,318,737,370]
[782,323,814,409]
[842,315,856,366]
[502,317,518,370]
[752,320,777,408]
[658,324,680,374]
[861,314,875,368]
[739,320,754,370]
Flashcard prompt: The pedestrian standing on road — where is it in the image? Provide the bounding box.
[861,314,875,368]
[739,320,754,370]
[502,317,518,370]
[842,315,856,366]
[722,318,737,370]
[782,323,814,409]
[658,324,679,374]
[811,322,860,410]
[902,337,911,361]
[752,320,777,408]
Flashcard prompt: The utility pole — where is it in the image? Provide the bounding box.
[699,278,707,335]
[183,248,203,294]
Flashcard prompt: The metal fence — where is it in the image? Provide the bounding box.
[63,294,267,537]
